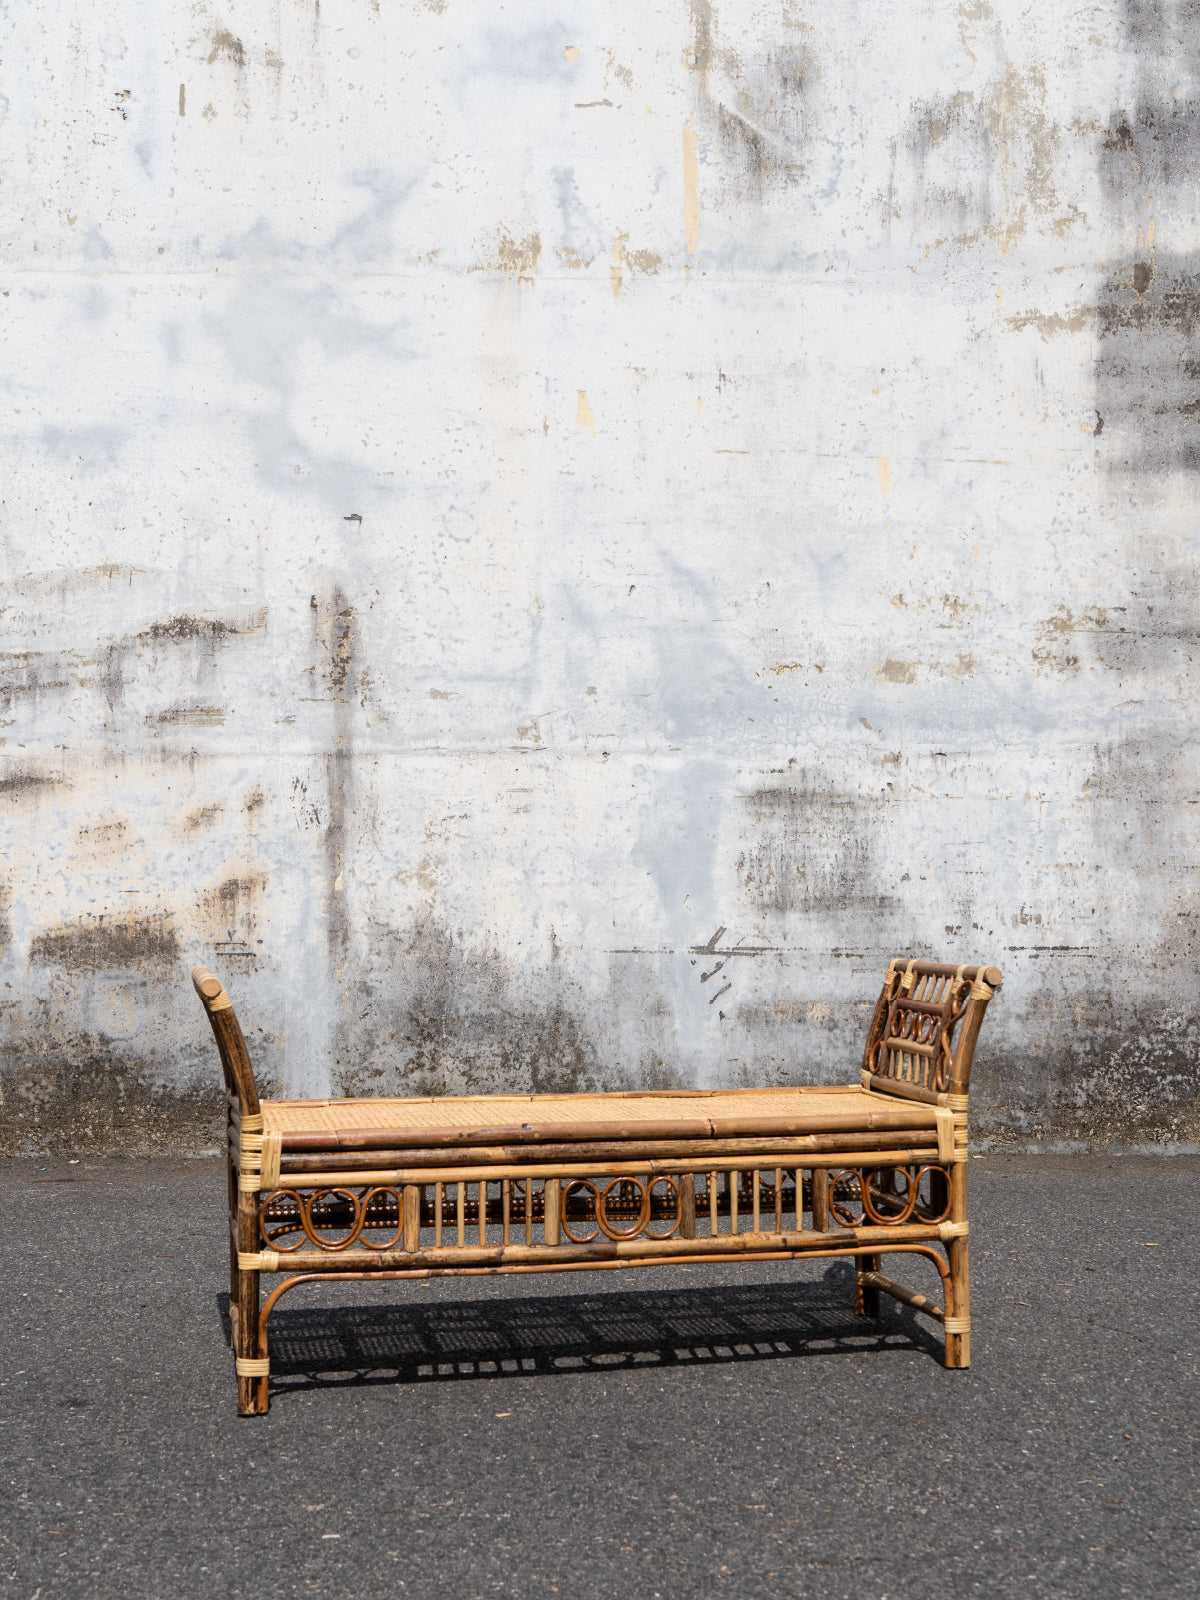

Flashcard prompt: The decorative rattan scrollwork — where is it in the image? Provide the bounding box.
[828,1165,952,1228]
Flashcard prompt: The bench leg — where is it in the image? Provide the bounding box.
[236,1188,269,1415]
[236,1267,267,1415]
[945,1164,971,1368]
[854,1252,882,1317]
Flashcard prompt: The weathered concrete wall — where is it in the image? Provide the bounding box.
[2,0,1198,1153]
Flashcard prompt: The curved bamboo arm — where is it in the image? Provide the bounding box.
[190,964,260,1115]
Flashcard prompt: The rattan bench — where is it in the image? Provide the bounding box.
[192,957,1002,1415]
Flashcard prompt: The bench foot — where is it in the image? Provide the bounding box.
[235,1268,269,1416]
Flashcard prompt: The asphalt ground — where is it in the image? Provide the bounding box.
[1,1154,1197,1600]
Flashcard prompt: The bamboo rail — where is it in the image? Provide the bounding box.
[268,1147,944,1189]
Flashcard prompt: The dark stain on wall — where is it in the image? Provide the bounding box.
[310,585,358,1024]
[29,913,181,972]
[977,987,1200,1147]
[687,0,811,196]
[198,877,266,951]
[1095,10,1200,470]
[333,915,608,1101]
[736,778,903,921]
[0,1044,223,1155]
[1095,252,1200,472]
[0,766,63,798]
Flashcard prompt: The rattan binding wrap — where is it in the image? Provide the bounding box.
[235,1357,270,1377]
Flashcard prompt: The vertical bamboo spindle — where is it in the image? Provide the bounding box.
[709,1171,718,1235]
[794,1167,803,1231]
[434,1182,443,1248]
[730,1171,739,1235]
[678,1172,697,1240]
[478,1180,488,1246]
[752,1170,761,1233]
[812,1167,830,1232]
[543,1178,561,1246]
[947,1161,971,1368]
[456,1181,465,1247]
[403,1185,421,1252]
[524,1181,532,1247]
[775,1167,783,1233]
[502,1178,511,1246]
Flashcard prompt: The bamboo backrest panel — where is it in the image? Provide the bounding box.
[861,959,1001,1099]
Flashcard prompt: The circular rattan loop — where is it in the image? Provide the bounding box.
[914,1165,953,1225]
[561,1179,602,1243]
[359,1186,403,1251]
[829,1169,865,1228]
[597,1177,651,1241]
[302,1187,365,1251]
[862,1167,916,1226]
[644,1176,682,1239]
[259,1189,306,1252]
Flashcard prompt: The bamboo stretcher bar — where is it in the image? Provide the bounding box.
[254,1240,956,1353]
[257,1241,951,1308]
[243,1218,964,1273]
[856,1269,945,1323]
[270,1147,941,1189]
[277,1127,938,1173]
[861,1076,942,1106]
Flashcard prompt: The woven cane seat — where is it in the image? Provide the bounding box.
[258,1084,938,1151]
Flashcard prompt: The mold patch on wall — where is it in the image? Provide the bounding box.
[29,913,181,972]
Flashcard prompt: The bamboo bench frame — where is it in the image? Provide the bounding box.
[192,956,1002,1415]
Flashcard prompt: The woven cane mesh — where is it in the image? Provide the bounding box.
[258,1085,937,1142]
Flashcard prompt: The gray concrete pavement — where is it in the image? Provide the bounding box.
[1,1155,1197,1599]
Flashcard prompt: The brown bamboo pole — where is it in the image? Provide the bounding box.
[456,1180,465,1247]
[709,1171,718,1235]
[857,1269,944,1323]
[236,1185,265,1417]
[811,1168,829,1233]
[543,1178,561,1246]
[434,1181,443,1248]
[478,1180,487,1246]
[277,1127,940,1171]
[403,1185,421,1252]
[272,1147,941,1189]
[854,1252,883,1317]
[947,1160,970,1367]
[774,1167,782,1233]
[276,1108,939,1155]
[502,1177,511,1246]
[861,1076,941,1106]
[678,1172,697,1239]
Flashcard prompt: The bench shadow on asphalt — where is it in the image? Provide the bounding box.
[217,1263,946,1401]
